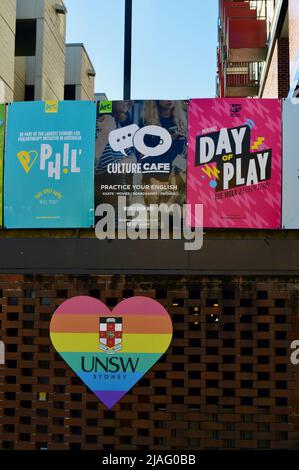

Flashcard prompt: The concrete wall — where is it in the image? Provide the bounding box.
[0,1,17,102]
[262,41,279,97]
[65,45,82,86]
[39,0,66,100]
[65,44,95,100]
[16,0,66,100]
[289,0,299,85]
[13,57,26,102]
[80,47,95,100]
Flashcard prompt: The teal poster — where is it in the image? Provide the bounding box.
[4,101,96,228]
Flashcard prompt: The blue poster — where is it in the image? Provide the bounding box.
[4,101,96,228]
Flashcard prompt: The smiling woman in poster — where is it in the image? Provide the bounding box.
[140,100,188,205]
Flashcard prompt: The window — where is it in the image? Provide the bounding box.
[275,331,286,340]
[223,371,235,380]
[19,434,31,442]
[207,430,218,439]
[258,339,269,348]
[86,435,97,444]
[241,431,253,440]
[275,315,286,323]
[15,20,37,56]
[241,397,253,405]
[70,426,81,435]
[189,371,200,379]
[258,372,269,381]
[275,364,287,372]
[223,388,235,397]
[277,415,288,423]
[206,299,218,307]
[206,380,218,388]
[258,323,269,331]
[225,440,235,448]
[223,355,235,363]
[207,347,218,355]
[257,291,267,299]
[241,380,252,388]
[223,322,235,331]
[240,299,252,307]
[225,422,235,431]
[156,290,167,299]
[276,397,287,406]
[258,423,270,432]
[223,306,234,315]
[206,396,218,405]
[257,355,269,364]
[223,290,234,299]
[206,363,218,371]
[241,331,252,339]
[276,381,287,389]
[258,388,269,397]
[241,347,253,356]
[258,440,270,449]
[206,330,218,339]
[223,338,235,347]
[241,414,253,423]
[275,348,287,356]
[172,298,184,307]
[64,85,76,100]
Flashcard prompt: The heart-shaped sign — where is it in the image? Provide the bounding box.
[50,296,173,409]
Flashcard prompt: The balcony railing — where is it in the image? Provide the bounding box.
[225,61,263,88]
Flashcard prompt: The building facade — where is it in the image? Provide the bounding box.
[0,1,17,102]
[217,0,297,99]
[65,44,96,101]
[0,0,298,453]
[0,0,96,102]
[0,273,298,450]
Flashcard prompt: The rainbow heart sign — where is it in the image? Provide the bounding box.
[50,296,173,409]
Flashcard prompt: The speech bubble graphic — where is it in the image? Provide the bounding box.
[134,125,172,159]
[50,296,173,409]
[108,123,140,156]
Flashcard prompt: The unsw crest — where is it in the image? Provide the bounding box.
[99,317,122,354]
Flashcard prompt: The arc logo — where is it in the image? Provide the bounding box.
[50,296,173,409]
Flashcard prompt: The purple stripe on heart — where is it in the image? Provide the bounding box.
[94,390,128,409]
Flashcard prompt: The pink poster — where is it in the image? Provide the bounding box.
[187,98,282,228]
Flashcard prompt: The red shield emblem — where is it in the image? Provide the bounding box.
[99,317,122,354]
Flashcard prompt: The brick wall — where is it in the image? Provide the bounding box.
[277,38,290,98]
[0,1,16,102]
[262,38,290,98]
[289,0,299,84]
[0,274,298,450]
[262,42,279,98]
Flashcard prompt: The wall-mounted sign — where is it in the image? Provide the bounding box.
[4,101,96,228]
[95,100,188,226]
[187,98,282,228]
[0,104,5,227]
[282,99,299,228]
[50,296,173,409]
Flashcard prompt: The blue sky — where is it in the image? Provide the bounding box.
[64,0,218,100]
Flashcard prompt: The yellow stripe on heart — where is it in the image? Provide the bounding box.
[50,332,172,353]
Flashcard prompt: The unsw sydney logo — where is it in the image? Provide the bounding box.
[50,296,173,409]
